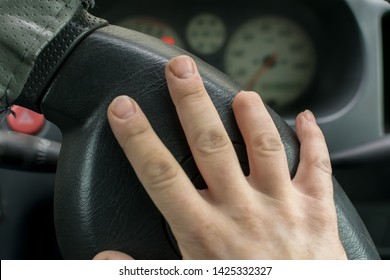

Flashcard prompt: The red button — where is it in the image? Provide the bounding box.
[6,106,46,135]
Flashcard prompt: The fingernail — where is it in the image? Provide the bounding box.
[169,55,195,79]
[302,110,316,123]
[110,96,136,119]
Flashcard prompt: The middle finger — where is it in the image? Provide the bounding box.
[165,56,247,199]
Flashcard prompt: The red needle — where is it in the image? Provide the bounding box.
[245,50,279,91]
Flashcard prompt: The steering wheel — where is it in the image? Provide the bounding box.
[7,7,379,259]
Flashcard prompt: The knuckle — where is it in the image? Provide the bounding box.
[311,155,332,175]
[315,214,336,230]
[143,157,179,190]
[230,204,260,224]
[251,132,284,156]
[185,217,221,247]
[192,126,230,156]
[282,206,305,228]
[307,203,337,230]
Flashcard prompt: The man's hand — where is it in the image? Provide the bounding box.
[99,55,346,260]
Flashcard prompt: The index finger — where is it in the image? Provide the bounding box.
[107,95,207,229]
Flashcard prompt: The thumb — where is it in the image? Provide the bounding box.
[93,250,134,260]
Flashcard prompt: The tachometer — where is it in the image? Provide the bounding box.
[224,16,316,107]
[117,17,183,47]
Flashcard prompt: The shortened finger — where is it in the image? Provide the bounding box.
[293,110,333,199]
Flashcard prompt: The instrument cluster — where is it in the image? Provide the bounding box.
[96,0,363,117]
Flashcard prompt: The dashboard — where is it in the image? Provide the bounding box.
[94,0,365,120]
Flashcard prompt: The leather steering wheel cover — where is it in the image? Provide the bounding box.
[41,26,379,259]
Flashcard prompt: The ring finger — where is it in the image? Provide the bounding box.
[232,91,291,196]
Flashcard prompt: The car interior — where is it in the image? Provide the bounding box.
[0,0,389,259]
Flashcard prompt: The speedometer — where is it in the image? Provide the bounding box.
[224,16,316,107]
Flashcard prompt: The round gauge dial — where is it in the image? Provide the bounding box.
[224,16,316,107]
[117,17,183,47]
[186,13,226,55]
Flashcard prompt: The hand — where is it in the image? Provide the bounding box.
[97,55,346,259]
